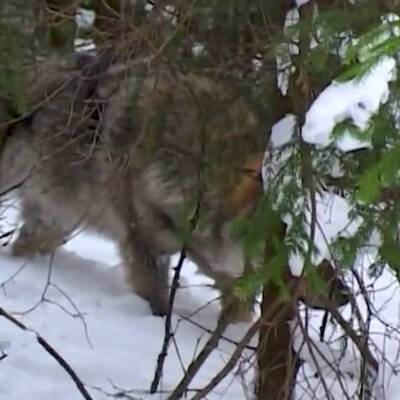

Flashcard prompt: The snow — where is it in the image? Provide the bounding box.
[0,202,257,399]
[300,11,400,151]
[74,38,96,53]
[0,220,257,400]
[0,340,10,351]
[2,207,400,399]
[302,57,396,151]
[295,0,311,6]
[262,114,296,193]
[76,8,95,29]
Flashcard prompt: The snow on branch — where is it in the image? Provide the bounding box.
[302,57,396,151]
[302,14,400,152]
[263,116,362,277]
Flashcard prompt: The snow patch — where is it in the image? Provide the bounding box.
[76,8,95,29]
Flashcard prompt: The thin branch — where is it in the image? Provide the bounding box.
[166,306,234,400]
[177,313,257,351]
[326,303,379,372]
[190,319,260,400]
[0,229,15,243]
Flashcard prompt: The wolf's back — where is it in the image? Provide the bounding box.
[3,52,264,233]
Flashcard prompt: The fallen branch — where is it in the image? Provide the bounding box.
[0,306,94,400]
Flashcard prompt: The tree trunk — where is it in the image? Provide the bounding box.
[256,1,297,398]
[257,285,299,400]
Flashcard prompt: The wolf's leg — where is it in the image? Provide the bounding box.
[120,233,170,316]
[12,197,68,257]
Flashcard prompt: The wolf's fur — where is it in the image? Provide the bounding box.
[1,54,266,317]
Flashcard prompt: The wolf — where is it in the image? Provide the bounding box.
[0,53,266,317]
[0,53,349,318]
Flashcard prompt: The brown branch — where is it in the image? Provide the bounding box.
[190,319,260,400]
[0,306,94,400]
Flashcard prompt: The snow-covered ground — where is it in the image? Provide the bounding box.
[1,201,400,400]
[0,204,257,400]
[0,214,249,400]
